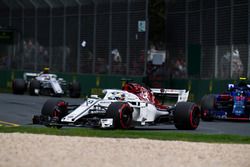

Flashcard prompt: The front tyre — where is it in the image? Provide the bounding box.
[41,99,68,128]
[174,102,200,130]
[106,102,133,129]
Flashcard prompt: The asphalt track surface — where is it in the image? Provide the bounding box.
[0,93,250,136]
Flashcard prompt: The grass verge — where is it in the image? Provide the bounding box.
[0,126,250,144]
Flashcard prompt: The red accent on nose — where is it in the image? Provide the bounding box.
[246,97,250,102]
[57,101,66,107]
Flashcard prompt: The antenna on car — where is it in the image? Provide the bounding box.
[121,78,133,83]
[121,78,133,88]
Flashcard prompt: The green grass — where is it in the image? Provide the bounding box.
[0,126,250,144]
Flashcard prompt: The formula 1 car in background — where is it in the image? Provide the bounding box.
[12,68,81,98]
[200,78,250,121]
[33,82,200,130]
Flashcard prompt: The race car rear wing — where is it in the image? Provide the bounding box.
[23,72,39,81]
[150,88,189,102]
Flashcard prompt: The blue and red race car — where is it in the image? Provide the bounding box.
[200,78,250,121]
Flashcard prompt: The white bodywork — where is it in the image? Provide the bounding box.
[150,88,189,102]
[23,72,64,94]
[61,88,189,128]
[228,83,250,90]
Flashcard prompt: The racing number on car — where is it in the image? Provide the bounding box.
[88,100,94,104]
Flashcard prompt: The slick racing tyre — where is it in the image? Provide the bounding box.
[12,79,26,94]
[41,99,68,128]
[29,80,40,95]
[200,94,215,121]
[69,81,81,98]
[41,99,67,117]
[106,102,133,129]
[174,102,200,130]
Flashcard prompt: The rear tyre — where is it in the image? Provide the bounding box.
[200,94,215,121]
[106,102,133,129]
[29,80,40,95]
[69,81,81,98]
[174,102,200,130]
[12,79,26,94]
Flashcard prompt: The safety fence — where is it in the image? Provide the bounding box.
[166,0,249,79]
[1,0,250,80]
[0,0,148,76]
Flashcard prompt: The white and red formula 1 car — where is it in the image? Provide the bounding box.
[33,82,200,130]
[12,70,81,98]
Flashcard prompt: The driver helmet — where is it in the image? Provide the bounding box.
[114,92,125,101]
[43,67,50,74]
[238,77,247,88]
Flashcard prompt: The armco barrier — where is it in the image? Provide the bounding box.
[0,69,238,102]
[0,69,143,97]
[0,69,24,90]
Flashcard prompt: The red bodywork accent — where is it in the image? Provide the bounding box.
[218,94,233,101]
[189,105,199,129]
[53,101,67,117]
[245,97,250,102]
[227,117,249,121]
[203,109,208,116]
[122,83,168,110]
[57,101,66,107]
[235,96,245,101]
